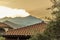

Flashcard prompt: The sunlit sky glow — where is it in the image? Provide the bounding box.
[0,6,30,18]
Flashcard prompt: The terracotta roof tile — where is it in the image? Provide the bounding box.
[4,22,46,35]
[0,22,11,28]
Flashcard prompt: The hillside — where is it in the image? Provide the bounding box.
[4,16,43,29]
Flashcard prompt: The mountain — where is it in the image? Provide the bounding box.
[4,15,43,29]
[0,17,11,22]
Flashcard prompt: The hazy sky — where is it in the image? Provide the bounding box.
[0,0,52,10]
[0,0,52,20]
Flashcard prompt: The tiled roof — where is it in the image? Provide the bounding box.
[0,22,11,28]
[4,22,46,35]
[4,16,43,29]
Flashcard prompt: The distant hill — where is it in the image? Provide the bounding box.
[3,15,43,29]
[0,17,11,22]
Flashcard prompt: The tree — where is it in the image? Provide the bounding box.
[44,0,60,40]
[28,0,60,40]
[28,33,51,40]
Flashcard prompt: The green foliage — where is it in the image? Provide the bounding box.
[44,0,60,40]
[28,34,51,40]
[0,37,5,40]
[44,21,59,40]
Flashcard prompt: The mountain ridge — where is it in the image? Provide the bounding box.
[3,15,43,29]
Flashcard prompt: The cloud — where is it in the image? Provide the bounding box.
[0,6,30,18]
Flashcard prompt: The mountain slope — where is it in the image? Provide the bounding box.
[4,16,43,29]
